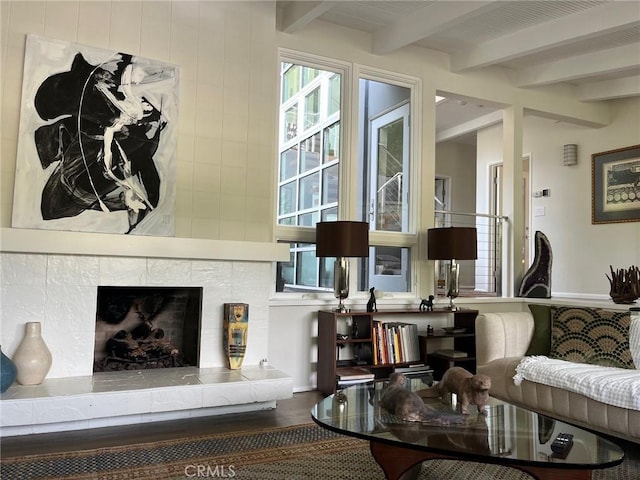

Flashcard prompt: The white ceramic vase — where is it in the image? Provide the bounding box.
[13,322,52,385]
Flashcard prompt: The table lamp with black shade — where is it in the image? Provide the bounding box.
[427,227,477,310]
[316,221,369,312]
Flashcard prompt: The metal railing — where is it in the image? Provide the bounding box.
[376,172,402,229]
[374,143,404,230]
[434,210,508,296]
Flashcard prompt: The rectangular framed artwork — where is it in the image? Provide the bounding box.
[591,144,640,224]
[12,34,179,236]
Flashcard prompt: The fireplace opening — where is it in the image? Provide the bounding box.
[94,286,202,372]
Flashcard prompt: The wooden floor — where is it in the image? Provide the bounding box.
[0,390,326,459]
[3,390,638,467]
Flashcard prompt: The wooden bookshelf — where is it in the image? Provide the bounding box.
[418,308,478,379]
[317,308,478,395]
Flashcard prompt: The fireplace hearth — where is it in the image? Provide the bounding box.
[94,286,202,372]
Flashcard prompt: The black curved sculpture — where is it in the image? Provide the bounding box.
[518,231,552,298]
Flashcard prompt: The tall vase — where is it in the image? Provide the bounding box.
[0,346,18,393]
[13,322,52,385]
[223,303,249,370]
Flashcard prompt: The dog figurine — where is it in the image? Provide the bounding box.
[419,295,434,311]
[366,287,377,312]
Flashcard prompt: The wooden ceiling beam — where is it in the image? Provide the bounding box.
[371,1,498,55]
[451,2,640,72]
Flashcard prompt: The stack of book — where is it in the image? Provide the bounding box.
[434,349,468,358]
[372,321,420,365]
[336,366,375,387]
[394,363,433,377]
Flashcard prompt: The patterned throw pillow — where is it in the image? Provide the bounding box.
[630,315,640,369]
[550,307,633,369]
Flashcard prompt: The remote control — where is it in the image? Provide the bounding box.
[550,433,573,456]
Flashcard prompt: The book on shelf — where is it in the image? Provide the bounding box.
[336,366,375,381]
[373,320,421,365]
[337,378,373,387]
[435,349,468,358]
[394,363,432,374]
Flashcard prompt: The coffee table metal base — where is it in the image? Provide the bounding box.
[370,441,592,480]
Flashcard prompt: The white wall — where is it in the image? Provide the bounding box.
[0,0,277,242]
[0,1,278,380]
[476,98,640,299]
[435,141,477,214]
[524,98,640,297]
[476,126,504,216]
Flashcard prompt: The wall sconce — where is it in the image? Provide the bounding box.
[427,227,477,310]
[316,221,369,312]
[563,144,578,166]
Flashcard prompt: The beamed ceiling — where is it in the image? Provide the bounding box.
[277,0,640,142]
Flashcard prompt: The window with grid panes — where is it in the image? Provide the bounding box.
[276,62,341,292]
[276,59,417,296]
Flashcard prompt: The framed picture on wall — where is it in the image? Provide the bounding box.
[592,144,640,224]
[12,34,179,236]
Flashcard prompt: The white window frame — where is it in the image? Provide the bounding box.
[369,102,411,233]
[274,52,422,299]
[369,103,411,292]
[356,66,422,297]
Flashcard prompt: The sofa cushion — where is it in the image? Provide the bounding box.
[549,307,633,369]
[513,356,640,410]
[476,312,534,366]
[504,364,640,442]
[525,304,552,356]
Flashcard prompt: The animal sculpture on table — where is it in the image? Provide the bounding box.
[379,372,465,424]
[416,367,491,415]
[419,295,434,311]
[366,287,377,312]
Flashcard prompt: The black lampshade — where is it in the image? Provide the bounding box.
[315,221,369,258]
[427,227,477,260]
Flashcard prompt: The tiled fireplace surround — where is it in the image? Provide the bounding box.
[0,235,293,436]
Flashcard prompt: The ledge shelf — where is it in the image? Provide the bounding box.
[0,366,293,436]
[0,227,290,262]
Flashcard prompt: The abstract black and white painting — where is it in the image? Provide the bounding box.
[12,34,179,236]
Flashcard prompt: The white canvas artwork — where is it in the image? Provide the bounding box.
[12,34,179,236]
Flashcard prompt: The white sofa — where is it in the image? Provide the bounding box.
[476,311,640,444]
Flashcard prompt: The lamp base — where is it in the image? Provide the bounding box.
[334,258,349,313]
[446,260,460,311]
[334,301,349,313]
[445,297,459,311]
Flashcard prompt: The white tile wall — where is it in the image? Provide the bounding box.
[0,249,287,435]
[0,252,272,377]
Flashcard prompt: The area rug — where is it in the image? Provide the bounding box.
[1,424,636,480]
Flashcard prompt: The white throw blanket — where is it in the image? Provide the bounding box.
[513,356,640,411]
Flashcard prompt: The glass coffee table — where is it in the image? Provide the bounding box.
[311,378,624,480]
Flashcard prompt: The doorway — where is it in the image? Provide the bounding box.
[490,155,531,277]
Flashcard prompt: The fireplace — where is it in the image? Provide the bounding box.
[94,286,203,372]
